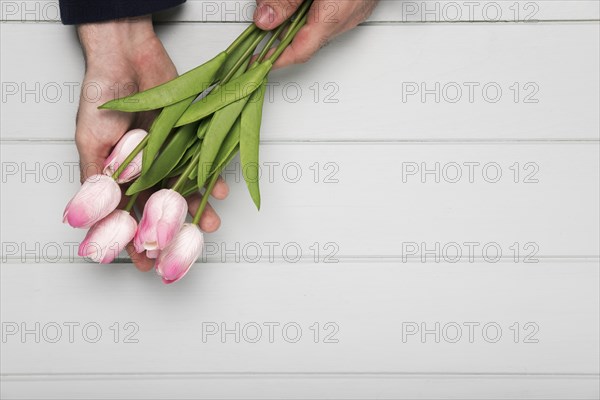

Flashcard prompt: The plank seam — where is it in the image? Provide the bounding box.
[2,372,599,380]
[1,20,600,24]
[2,139,599,145]
[1,256,599,265]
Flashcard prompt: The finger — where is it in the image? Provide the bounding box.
[125,242,155,272]
[75,100,133,182]
[309,0,377,34]
[272,23,329,68]
[75,121,113,182]
[272,0,376,69]
[273,0,342,67]
[77,150,107,182]
[254,0,304,30]
[211,176,229,200]
[251,47,277,66]
[134,109,160,132]
[186,194,222,233]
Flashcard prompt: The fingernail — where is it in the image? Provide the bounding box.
[255,4,275,28]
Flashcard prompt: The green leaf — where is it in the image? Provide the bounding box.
[167,139,200,178]
[142,95,195,174]
[196,143,240,197]
[125,123,198,195]
[175,61,272,128]
[197,122,209,140]
[221,145,240,170]
[99,52,227,112]
[189,144,204,180]
[211,118,241,174]
[240,79,267,210]
[196,95,251,189]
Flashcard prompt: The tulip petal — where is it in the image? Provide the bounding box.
[78,210,138,264]
[136,189,188,253]
[63,175,121,229]
[155,224,204,284]
[103,129,148,183]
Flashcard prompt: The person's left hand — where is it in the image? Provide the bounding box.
[75,17,229,271]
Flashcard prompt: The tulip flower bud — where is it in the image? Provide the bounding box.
[103,129,147,183]
[156,223,204,284]
[134,189,188,254]
[63,174,121,229]
[78,210,137,263]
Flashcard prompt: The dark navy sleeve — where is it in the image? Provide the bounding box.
[59,0,186,25]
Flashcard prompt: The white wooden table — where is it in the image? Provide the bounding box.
[1,1,599,398]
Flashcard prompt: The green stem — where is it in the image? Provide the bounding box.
[169,35,254,195]
[111,135,149,180]
[175,30,265,187]
[181,184,199,198]
[267,0,312,64]
[221,30,269,84]
[113,25,257,183]
[225,24,257,54]
[189,21,295,225]
[256,23,288,63]
[123,192,140,212]
[171,28,270,194]
[171,150,202,193]
[192,172,221,225]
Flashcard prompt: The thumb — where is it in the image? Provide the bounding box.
[254,0,304,30]
[76,138,109,183]
[74,91,135,182]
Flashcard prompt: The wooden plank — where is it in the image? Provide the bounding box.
[1,374,599,399]
[1,142,598,260]
[1,261,598,376]
[1,23,598,141]
[1,0,598,22]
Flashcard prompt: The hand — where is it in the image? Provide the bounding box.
[75,16,228,271]
[253,0,378,68]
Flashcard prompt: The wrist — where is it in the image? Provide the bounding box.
[77,16,156,66]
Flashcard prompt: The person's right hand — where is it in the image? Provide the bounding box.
[75,16,229,271]
[253,0,379,68]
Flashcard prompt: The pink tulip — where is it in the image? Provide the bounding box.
[63,174,121,228]
[103,129,147,183]
[156,223,204,284]
[78,210,137,264]
[134,189,188,254]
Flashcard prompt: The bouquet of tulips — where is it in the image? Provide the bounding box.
[63,1,313,283]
